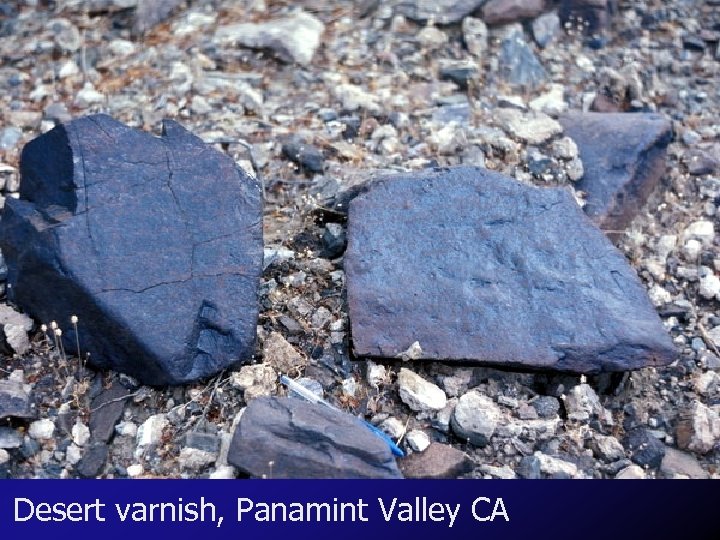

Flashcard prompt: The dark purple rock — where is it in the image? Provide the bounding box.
[90,383,132,443]
[481,0,546,25]
[345,166,676,373]
[624,427,666,469]
[281,139,325,174]
[0,114,263,386]
[227,396,402,479]
[75,442,108,478]
[559,112,672,235]
[395,0,487,25]
[399,443,472,479]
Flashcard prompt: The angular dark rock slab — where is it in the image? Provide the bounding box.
[560,112,672,234]
[499,29,547,88]
[90,382,132,443]
[227,396,402,478]
[0,114,263,386]
[345,166,676,373]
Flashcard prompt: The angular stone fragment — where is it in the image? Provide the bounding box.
[397,368,447,412]
[227,397,402,478]
[0,114,263,386]
[451,391,501,446]
[345,167,676,373]
[560,112,672,235]
[499,29,547,88]
[660,448,709,479]
[0,304,33,355]
[215,11,324,66]
[262,332,307,376]
[0,379,33,420]
[90,383,132,443]
[676,401,720,455]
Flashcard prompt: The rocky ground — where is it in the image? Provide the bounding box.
[1,0,719,479]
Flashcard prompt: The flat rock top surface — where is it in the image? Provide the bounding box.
[345,167,675,373]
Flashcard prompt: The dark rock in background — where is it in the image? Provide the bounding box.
[481,0,547,26]
[84,0,184,35]
[559,0,613,36]
[560,112,672,235]
[438,61,478,91]
[0,114,263,386]
[345,166,676,373]
[395,0,488,25]
[399,443,472,478]
[227,396,402,478]
[282,138,325,174]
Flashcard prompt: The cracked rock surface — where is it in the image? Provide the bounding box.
[345,167,676,373]
[0,114,263,385]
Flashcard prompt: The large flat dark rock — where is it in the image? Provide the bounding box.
[227,396,402,478]
[345,166,676,373]
[560,112,672,235]
[0,114,263,386]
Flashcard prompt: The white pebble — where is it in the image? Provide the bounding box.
[126,464,144,477]
[29,418,55,440]
[406,430,431,452]
[71,422,90,447]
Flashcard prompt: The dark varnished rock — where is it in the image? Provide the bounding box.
[75,442,108,478]
[399,443,472,479]
[227,396,402,478]
[481,0,547,26]
[0,114,263,386]
[395,0,487,25]
[90,382,132,443]
[560,112,672,235]
[345,166,676,373]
